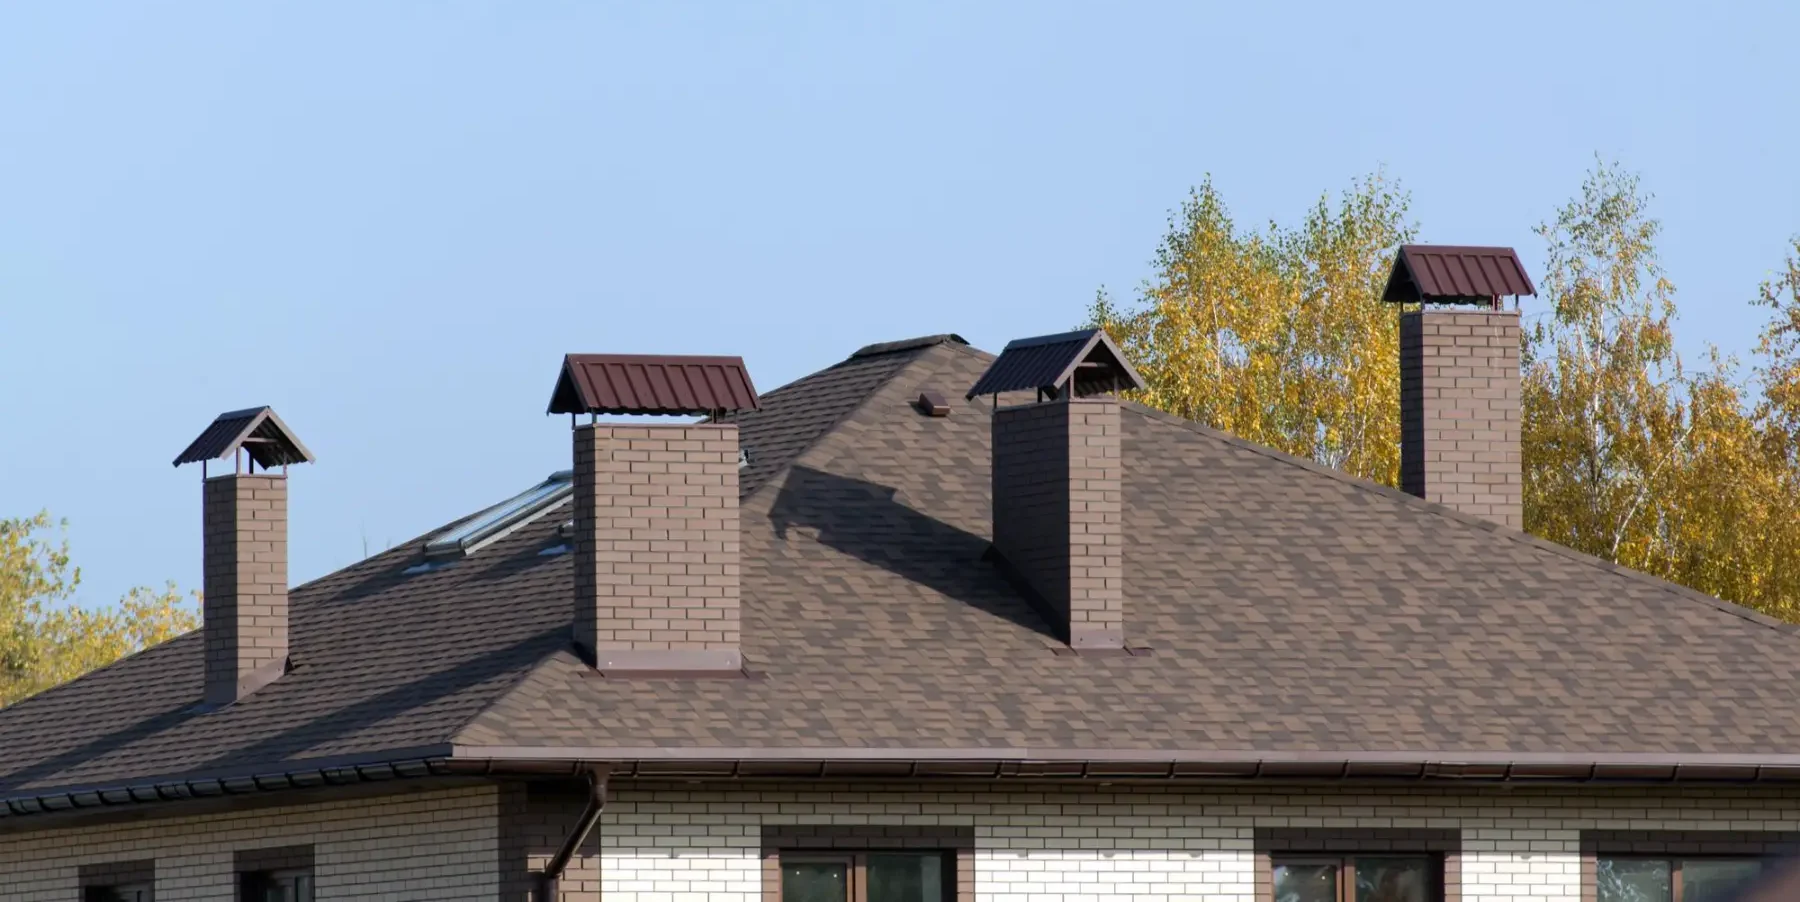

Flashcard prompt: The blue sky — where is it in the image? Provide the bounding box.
[2,1,1796,608]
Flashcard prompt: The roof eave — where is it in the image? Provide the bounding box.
[443,745,1800,785]
[0,745,457,825]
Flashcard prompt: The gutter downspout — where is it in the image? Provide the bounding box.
[535,764,610,901]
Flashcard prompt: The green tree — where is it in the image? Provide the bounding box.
[0,511,198,706]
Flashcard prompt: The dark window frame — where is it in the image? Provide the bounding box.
[1581,830,1800,902]
[79,859,156,902]
[1255,828,1460,902]
[1594,855,1769,902]
[760,825,973,902]
[1270,853,1446,902]
[234,845,315,902]
[777,851,953,902]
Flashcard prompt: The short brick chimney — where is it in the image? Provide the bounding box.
[1383,245,1536,529]
[173,407,314,706]
[968,330,1145,650]
[1399,310,1523,528]
[548,354,760,673]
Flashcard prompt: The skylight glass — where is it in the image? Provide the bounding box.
[424,470,574,559]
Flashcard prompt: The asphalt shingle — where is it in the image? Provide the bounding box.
[6,334,1800,802]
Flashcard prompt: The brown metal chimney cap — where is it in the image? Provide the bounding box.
[966,328,1145,401]
[1382,245,1537,305]
[173,406,315,469]
[547,354,761,417]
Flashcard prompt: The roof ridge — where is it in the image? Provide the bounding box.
[731,345,942,504]
[1122,403,1800,640]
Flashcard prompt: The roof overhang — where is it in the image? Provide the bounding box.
[13,746,1800,826]
[442,746,1800,785]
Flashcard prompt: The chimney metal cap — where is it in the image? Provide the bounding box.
[1382,245,1537,306]
[548,354,761,417]
[965,328,1145,401]
[173,406,315,469]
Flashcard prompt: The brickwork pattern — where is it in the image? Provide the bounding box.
[1399,310,1523,529]
[549,783,1800,902]
[0,785,498,901]
[201,474,289,706]
[991,398,1124,648]
[572,423,742,670]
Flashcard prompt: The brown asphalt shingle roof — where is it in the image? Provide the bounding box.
[6,334,1800,802]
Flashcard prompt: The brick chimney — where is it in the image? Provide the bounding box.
[1382,245,1536,529]
[1399,310,1522,528]
[173,407,314,706]
[968,330,1144,650]
[548,354,760,673]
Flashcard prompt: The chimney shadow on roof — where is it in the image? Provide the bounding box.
[187,626,568,777]
[0,642,205,793]
[767,465,1059,641]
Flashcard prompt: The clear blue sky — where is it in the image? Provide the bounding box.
[2,2,1796,608]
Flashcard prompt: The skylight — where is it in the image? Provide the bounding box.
[424,470,574,559]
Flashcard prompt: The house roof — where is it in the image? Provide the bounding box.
[9,334,1800,816]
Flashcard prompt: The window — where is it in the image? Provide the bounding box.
[422,470,574,559]
[79,860,155,902]
[241,868,314,902]
[1272,855,1441,902]
[780,852,949,902]
[1597,858,1763,902]
[85,886,152,902]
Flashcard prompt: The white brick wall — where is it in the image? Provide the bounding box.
[584,784,1800,902]
[0,784,497,901]
[7,781,1800,900]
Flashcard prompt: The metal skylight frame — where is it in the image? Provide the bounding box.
[424,470,575,559]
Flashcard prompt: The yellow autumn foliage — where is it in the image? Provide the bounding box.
[1096,162,1800,620]
[0,511,199,707]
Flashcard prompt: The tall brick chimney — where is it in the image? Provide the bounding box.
[173,407,314,706]
[967,330,1145,650]
[548,354,760,673]
[1382,245,1537,529]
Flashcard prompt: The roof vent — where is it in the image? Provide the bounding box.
[966,329,1145,402]
[915,391,951,417]
[1381,245,1537,309]
[423,471,574,559]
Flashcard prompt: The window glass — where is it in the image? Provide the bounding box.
[868,853,944,902]
[1681,859,1761,902]
[1274,862,1340,902]
[1597,859,1673,902]
[783,860,850,902]
[1356,857,1432,902]
[86,888,151,902]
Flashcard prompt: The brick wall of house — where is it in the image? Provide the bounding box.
[991,397,1124,648]
[0,785,497,901]
[523,782,1800,902]
[12,781,1800,900]
[1399,309,1523,529]
[572,423,741,670]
